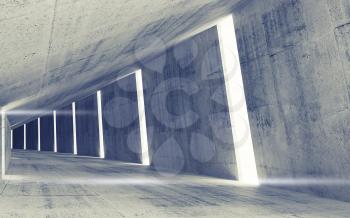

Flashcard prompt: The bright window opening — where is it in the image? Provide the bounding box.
[97,91,105,159]
[135,69,150,166]
[217,15,259,185]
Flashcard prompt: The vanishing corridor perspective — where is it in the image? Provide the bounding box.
[0,0,350,217]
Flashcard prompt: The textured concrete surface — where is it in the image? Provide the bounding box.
[26,119,38,150]
[233,0,350,201]
[1,150,350,217]
[142,27,237,179]
[0,114,11,177]
[101,74,142,163]
[76,94,99,157]
[4,0,350,206]
[39,114,54,151]
[2,0,244,126]
[13,126,24,150]
[56,104,74,153]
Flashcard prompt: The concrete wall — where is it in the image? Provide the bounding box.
[233,0,350,201]
[76,94,100,157]
[141,27,237,178]
[1,113,11,178]
[13,125,24,150]
[101,74,142,163]
[57,105,74,153]
[26,120,38,150]
[40,114,54,151]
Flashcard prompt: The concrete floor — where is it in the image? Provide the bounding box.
[1,151,349,218]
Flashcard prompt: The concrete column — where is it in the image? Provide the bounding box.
[1,112,11,178]
[141,26,237,178]
[56,105,74,153]
[101,73,143,163]
[76,94,100,157]
[26,119,38,150]
[39,114,54,151]
[1,112,5,177]
[12,126,24,149]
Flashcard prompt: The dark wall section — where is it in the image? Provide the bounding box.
[40,114,54,151]
[57,104,74,153]
[26,120,38,150]
[141,27,236,179]
[76,94,100,157]
[102,74,142,163]
[13,125,24,149]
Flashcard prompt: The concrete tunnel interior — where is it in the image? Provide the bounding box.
[1,0,350,217]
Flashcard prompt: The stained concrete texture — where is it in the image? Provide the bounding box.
[101,74,142,163]
[1,150,350,217]
[56,105,74,153]
[142,27,236,179]
[2,0,244,126]
[233,0,350,201]
[0,114,11,177]
[39,114,54,151]
[76,94,100,157]
[12,126,24,150]
[26,119,38,150]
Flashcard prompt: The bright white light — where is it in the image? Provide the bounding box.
[5,110,54,116]
[4,176,165,186]
[38,118,41,151]
[11,129,13,149]
[53,111,57,152]
[97,91,105,159]
[217,15,259,185]
[260,178,350,186]
[135,69,150,166]
[3,174,262,187]
[23,124,26,150]
[72,102,77,155]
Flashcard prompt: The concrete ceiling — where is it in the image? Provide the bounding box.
[1,0,243,126]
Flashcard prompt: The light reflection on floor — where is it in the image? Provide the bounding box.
[1,150,350,218]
